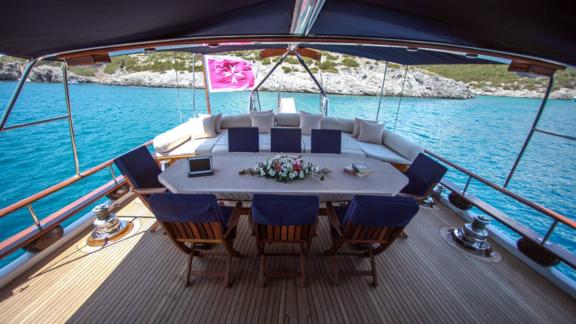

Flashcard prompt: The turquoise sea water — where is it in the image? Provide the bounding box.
[1,82,575,279]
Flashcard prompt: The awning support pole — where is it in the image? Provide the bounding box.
[174,64,183,123]
[393,65,409,131]
[62,63,81,176]
[202,55,212,115]
[504,75,554,188]
[375,61,388,121]
[250,51,291,111]
[192,54,197,117]
[0,58,39,130]
[293,51,329,115]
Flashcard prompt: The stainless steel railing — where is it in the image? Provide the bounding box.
[425,149,576,269]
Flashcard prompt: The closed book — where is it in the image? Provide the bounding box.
[352,163,371,174]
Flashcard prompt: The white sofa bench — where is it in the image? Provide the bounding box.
[153,113,423,167]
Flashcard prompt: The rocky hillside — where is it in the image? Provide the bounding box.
[1,52,574,99]
[421,64,576,99]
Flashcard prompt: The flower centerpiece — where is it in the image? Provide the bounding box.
[239,154,331,182]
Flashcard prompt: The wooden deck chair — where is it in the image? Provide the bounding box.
[325,195,419,287]
[148,193,243,287]
[251,194,319,287]
[114,145,167,231]
[400,153,448,204]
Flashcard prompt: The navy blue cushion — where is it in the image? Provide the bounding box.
[114,146,163,189]
[228,127,259,152]
[271,128,302,153]
[252,194,319,225]
[341,195,419,228]
[311,129,341,154]
[401,153,448,196]
[148,193,229,228]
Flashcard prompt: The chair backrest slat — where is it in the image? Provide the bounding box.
[401,153,448,197]
[271,128,302,153]
[228,127,259,152]
[311,129,341,154]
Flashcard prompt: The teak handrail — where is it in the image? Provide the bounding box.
[0,142,573,267]
[425,149,576,230]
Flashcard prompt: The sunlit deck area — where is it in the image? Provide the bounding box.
[1,198,574,323]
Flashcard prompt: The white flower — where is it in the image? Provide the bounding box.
[269,170,276,177]
[299,171,304,178]
[260,170,266,176]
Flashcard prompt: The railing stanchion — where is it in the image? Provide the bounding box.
[462,175,472,195]
[109,165,118,184]
[542,220,559,244]
[62,63,81,176]
[27,204,42,230]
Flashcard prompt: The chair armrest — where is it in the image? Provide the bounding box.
[326,202,343,237]
[225,202,243,237]
[133,188,168,195]
[397,192,426,202]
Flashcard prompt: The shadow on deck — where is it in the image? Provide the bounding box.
[0,199,574,323]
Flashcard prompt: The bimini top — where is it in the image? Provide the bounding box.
[0,0,574,67]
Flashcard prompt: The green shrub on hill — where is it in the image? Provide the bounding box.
[418,64,576,90]
[318,60,338,73]
[341,58,359,68]
[284,57,299,65]
[69,66,97,77]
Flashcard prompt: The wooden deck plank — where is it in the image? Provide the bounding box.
[0,199,574,324]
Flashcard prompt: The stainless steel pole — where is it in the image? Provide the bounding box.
[375,61,388,121]
[393,66,409,131]
[62,63,81,176]
[192,54,197,117]
[0,58,39,130]
[504,75,555,188]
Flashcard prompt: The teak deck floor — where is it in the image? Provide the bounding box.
[0,198,574,324]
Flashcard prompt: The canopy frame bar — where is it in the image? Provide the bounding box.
[62,63,81,176]
[504,76,562,188]
[53,36,567,71]
[0,59,39,130]
[251,48,328,114]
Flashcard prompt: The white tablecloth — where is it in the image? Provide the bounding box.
[158,153,408,201]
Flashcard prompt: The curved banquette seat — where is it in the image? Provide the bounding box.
[153,112,423,167]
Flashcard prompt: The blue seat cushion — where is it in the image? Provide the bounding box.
[149,193,229,229]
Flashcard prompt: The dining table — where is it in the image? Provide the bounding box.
[158,153,409,201]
